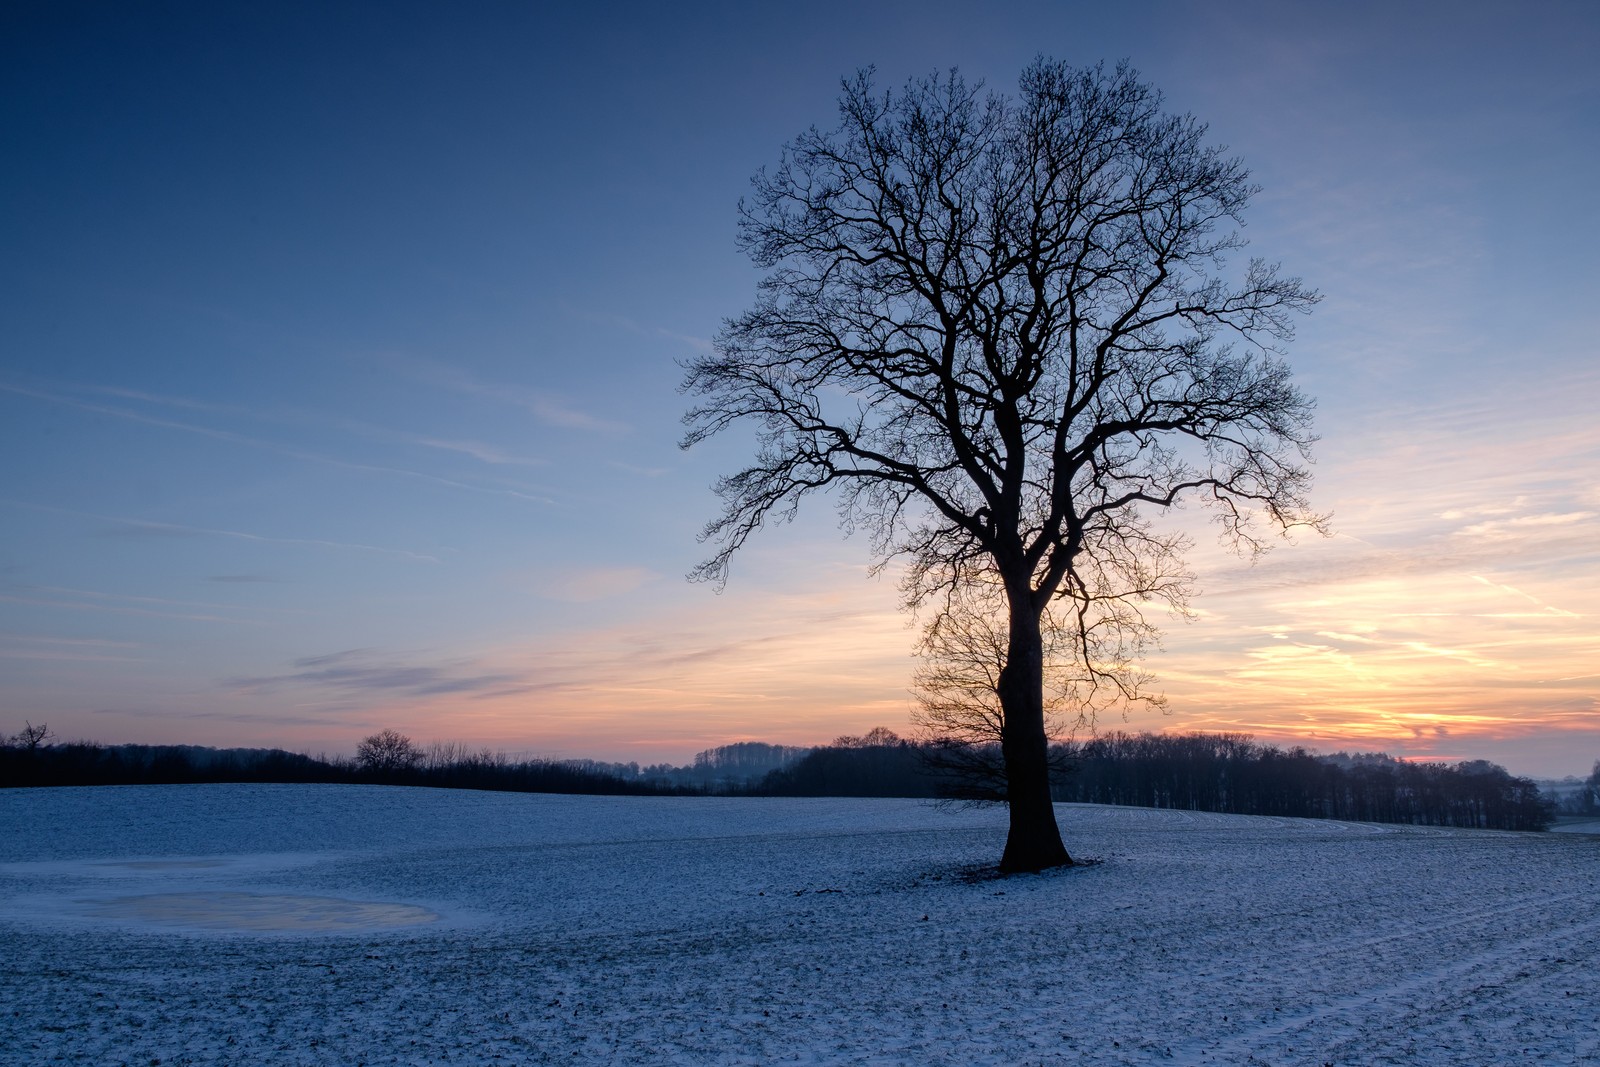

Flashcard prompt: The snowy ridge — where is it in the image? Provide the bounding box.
[1,784,1596,1065]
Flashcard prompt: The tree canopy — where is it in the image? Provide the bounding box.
[684,59,1320,871]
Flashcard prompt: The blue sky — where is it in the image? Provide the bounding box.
[3,1,1597,775]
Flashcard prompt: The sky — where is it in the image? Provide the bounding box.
[2,1,1597,777]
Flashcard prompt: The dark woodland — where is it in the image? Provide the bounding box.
[3,725,1572,833]
[0,737,690,796]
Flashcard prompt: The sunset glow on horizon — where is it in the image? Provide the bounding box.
[3,3,1596,777]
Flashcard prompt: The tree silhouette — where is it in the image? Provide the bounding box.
[355,728,422,776]
[684,59,1320,871]
[7,721,55,750]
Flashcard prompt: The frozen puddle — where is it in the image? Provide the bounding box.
[98,859,231,871]
[81,891,441,932]
[0,854,449,934]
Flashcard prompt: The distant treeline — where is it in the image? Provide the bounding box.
[1542,769,1600,817]
[567,740,816,791]
[3,724,1582,833]
[0,723,812,795]
[1056,732,1558,832]
[755,730,1561,831]
[0,739,696,796]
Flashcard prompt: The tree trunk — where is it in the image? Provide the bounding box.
[997,598,1072,872]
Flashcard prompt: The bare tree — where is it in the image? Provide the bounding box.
[912,526,1192,801]
[833,726,905,748]
[7,721,55,750]
[912,581,1070,801]
[355,728,422,775]
[683,59,1320,871]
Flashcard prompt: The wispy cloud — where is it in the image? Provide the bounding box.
[0,633,146,663]
[228,648,529,699]
[75,380,555,471]
[1456,511,1595,541]
[0,381,557,505]
[27,584,278,613]
[530,565,658,603]
[0,497,440,562]
[608,460,671,477]
[650,325,715,354]
[0,633,141,649]
[402,436,546,467]
[0,584,312,625]
[91,705,342,728]
[77,383,254,416]
[1469,575,1579,618]
[109,517,443,561]
[426,573,915,742]
[1121,371,1600,769]
[0,647,145,662]
[1152,529,1599,763]
[193,567,917,760]
[0,591,242,624]
[382,355,631,434]
[573,307,715,355]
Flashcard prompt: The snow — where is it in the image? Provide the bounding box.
[1,783,1596,1065]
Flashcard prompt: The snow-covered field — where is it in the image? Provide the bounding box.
[2,784,1596,1065]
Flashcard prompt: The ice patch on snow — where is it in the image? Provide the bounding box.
[0,852,323,881]
[100,859,230,870]
[0,850,463,936]
[80,891,440,932]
